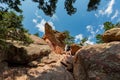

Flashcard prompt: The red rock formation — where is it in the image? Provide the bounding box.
[43,23,66,54]
[71,44,82,55]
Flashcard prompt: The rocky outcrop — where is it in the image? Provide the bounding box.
[0,34,74,80]
[102,28,120,42]
[1,26,120,80]
[0,52,74,80]
[43,23,66,54]
[74,41,120,80]
[71,44,82,55]
[0,35,51,65]
[30,35,47,45]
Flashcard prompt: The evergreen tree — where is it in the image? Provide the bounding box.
[34,32,39,37]
[63,30,74,45]
[0,11,33,44]
[1,0,101,16]
[103,22,114,31]
[79,37,88,46]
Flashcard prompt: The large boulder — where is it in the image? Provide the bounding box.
[0,35,51,65]
[102,28,120,42]
[74,41,120,80]
[43,23,66,54]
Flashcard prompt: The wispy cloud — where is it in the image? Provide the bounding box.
[85,37,94,45]
[95,13,99,18]
[86,25,93,32]
[111,10,119,20]
[33,10,57,33]
[36,19,46,33]
[74,25,101,45]
[32,19,37,23]
[86,25,97,39]
[99,24,104,30]
[75,34,83,43]
[74,33,94,45]
[35,10,42,19]
[85,25,104,44]
[95,0,115,17]
[104,0,115,16]
[33,19,55,33]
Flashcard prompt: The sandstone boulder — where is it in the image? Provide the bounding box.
[30,35,47,45]
[102,28,120,42]
[71,44,82,55]
[0,36,51,65]
[43,23,66,54]
[74,41,120,80]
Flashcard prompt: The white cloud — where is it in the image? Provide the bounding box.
[75,34,83,43]
[111,10,119,20]
[35,10,42,19]
[98,10,104,16]
[104,0,115,16]
[35,19,55,33]
[95,13,99,17]
[96,0,115,17]
[85,25,104,44]
[75,25,100,45]
[33,19,37,23]
[33,10,57,33]
[74,33,94,45]
[85,39,94,45]
[36,19,46,33]
[86,25,93,31]
[86,25,96,38]
[48,21,55,30]
[99,24,104,30]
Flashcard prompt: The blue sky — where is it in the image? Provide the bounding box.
[21,0,120,44]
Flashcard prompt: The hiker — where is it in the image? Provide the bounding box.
[64,44,72,55]
[60,44,73,72]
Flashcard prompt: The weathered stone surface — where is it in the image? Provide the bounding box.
[0,64,74,80]
[30,35,47,45]
[0,36,51,65]
[71,44,82,55]
[43,23,66,54]
[74,41,120,80]
[102,28,120,42]
[60,54,74,72]
[0,53,74,80]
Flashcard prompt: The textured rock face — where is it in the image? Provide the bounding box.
[74,41,120,80]
[0,53,74,80]
[102,28,120,42]
[71,44,82,55]
[0,36,51,65]
[6,43,51,64]
[43,23,66,54]
[30,35,47,45]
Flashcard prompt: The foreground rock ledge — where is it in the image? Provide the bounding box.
[0,53,74,80]
[74,41,120,80]
[0,35,51,65]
